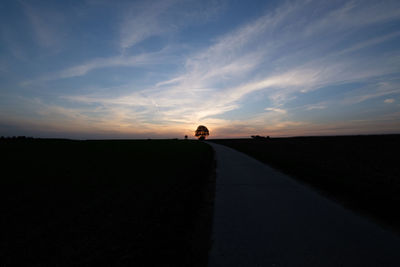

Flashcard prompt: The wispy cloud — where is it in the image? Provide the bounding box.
[119,0,177,50]
[42,51,169,81]
[384,98,395,104]
[335,31,400,56]
[22,0,224,84]
[303,0,400,37]
[343,79,400,104]
[265,107,287,114]
[119,0,223,50]
[22,2,65,48]
[305,102,328,111]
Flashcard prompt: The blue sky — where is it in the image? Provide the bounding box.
[1,0,399,139]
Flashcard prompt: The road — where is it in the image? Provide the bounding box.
[207,142,400,267]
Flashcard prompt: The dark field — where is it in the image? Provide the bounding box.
[210,135,400,233]
[1,139,215,266]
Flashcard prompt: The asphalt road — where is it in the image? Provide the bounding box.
[207,142,400,267]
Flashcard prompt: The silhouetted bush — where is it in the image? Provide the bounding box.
[251,135,270,140]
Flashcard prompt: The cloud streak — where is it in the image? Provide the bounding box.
[22,1,66,48]
[119,0,177,50]
[119,0,224,50]
[41,51,169,81]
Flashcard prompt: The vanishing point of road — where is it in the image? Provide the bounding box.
[207,142,400,267]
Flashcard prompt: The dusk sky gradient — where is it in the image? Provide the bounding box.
[1,0,400,139]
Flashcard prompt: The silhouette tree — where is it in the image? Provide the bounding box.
[195,125,209,140]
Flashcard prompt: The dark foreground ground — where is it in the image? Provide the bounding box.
[210,135,400,233]
[1,139,215,266]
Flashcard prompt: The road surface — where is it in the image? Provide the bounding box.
[207,142,400,267]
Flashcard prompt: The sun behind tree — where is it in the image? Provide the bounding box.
[195,125,209,140]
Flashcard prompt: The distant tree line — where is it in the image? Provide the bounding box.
[251,135,270,140]
[0,136,34,140]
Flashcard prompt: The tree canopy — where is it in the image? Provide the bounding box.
[195,125,209,140]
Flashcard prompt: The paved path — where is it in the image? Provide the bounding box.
[207,142,400,267]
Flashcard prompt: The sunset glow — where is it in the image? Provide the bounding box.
[1,0,399,138]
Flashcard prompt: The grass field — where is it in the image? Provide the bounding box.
[1,139,215,266]
[210,135,400,233]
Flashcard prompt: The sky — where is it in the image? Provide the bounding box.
[0,0,400,139]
